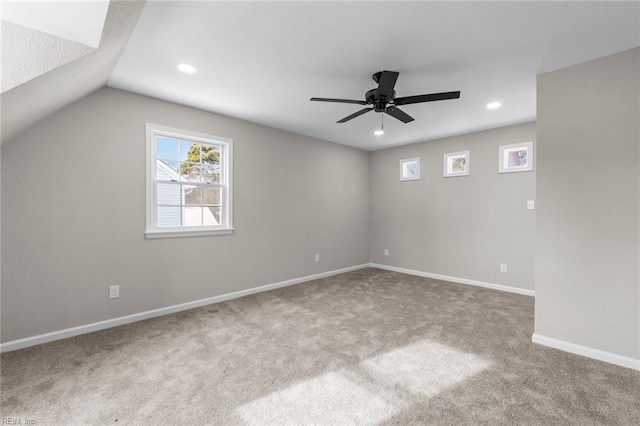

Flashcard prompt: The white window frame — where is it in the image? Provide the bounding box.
[145,123,234,238]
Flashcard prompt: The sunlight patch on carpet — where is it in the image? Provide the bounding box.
[235,340,490,425]
[362,340,492,397]
[235,371,396,425]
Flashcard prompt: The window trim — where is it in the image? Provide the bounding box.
[145,123,234,238]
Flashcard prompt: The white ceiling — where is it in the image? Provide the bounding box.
[106,1,636,150]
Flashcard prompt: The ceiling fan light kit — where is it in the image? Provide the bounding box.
[374,114,384,136]
[177,63,197,74]
[310,70,461,128]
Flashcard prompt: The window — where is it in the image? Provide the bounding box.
[146,123,233,238]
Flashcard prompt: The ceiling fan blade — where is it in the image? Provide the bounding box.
[385,106,414,123]
[393,91,461,106]
[310,97,367,105]
[337,108,373,123]
[376,71,399,99]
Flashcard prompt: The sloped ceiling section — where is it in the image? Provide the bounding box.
[2,21,95,93]
[2,0,109,49]
[1,0,147,145]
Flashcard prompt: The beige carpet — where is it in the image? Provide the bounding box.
[1,268,639,425]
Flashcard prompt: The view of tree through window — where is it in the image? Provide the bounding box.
[179,144,220,181]
[178,144,221,223]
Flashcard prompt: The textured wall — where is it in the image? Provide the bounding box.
[369,122,536,291]
[1,88,371,341]
[535,48,640,360]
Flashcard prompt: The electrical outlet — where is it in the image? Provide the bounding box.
[109,285,120,299]
[384,248,389,257]
[500,263,508,273]
[527,200,535,210]
[315,254,320,263]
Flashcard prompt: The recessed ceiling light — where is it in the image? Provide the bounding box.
[177,63,197,74]
[486,102,502,110]
[374,129,384,136]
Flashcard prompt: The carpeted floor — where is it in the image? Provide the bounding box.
[1,268,639,425]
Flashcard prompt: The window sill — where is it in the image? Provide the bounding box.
[145,227,235,239]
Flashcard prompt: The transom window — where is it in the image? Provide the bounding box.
[145,123,233,238]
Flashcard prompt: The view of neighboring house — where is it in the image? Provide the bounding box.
[156,159,219,227]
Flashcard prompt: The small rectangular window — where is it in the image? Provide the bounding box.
[146,123,233,238]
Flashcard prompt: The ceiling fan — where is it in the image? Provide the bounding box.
[310,71,460,124]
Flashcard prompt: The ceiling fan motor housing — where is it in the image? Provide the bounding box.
[365,88,395,112]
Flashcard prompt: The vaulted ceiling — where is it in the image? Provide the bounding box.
[3,1,639,150]
[1,0,146,144]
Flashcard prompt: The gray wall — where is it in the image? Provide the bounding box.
[370,122,536,291]
[535,48,639,359]
[1,88,371,342]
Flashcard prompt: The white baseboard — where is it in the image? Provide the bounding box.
[369,263,535,297]
[0,264,369,353]
[532,333,640,371]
